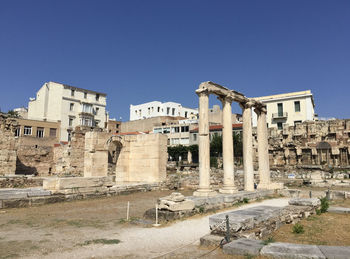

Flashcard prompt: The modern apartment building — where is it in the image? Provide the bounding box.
[130,101,198,121]
[28,81,107,141]
[252,90,316,129]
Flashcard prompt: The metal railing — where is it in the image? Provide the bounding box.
[272,112,288,119]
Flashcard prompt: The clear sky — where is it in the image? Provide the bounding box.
[0,0,349,121]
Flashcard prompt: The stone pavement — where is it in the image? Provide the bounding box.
[328,206,350,214]
[223,238,350,259]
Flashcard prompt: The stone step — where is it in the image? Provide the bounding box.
[328,206,350,214]
[223,238,265,256]
[260,242,326,259]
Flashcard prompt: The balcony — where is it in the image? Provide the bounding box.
[272,112,288,119]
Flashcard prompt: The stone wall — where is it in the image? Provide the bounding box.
[252,119,350,169]
[16,145,53,175]
[0,114,17,175]
[53,127,87,176]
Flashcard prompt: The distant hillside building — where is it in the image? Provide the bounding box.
[28,82,107,141]
[252,90,316,129]
[129,101,198,121]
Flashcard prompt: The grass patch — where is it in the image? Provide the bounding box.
[47,219,105,229]
[81,239,120,246]
[292,223,304,234]
[261,237,275,245]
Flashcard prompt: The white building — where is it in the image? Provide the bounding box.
[28,82,107,141]
[130,101,198,121]
[252,90,316,129]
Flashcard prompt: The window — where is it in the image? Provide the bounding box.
[81,117,92,126]
[15,127,20,137]
[294,101,301,112]
[70,103,74,111]
[174,127,180,133]
[116,124,119,128]
[193,133,197,141]
[84,92,87,99]
[96,94,100,101]
[82,103,92,113]
[277,122,283,130]
[71,89,75,97]
[24,126,32,135]
[167,107,170,115]
[36,127,44,138]
[67,131,71,141]
[49,128,57,137]
[139,109,141,117]
[277,103,283,116]
[181,126,189,132]
[69,118,74,127]
[95,107,99,115]
[148,107,150,115]
[172,108,175,116]
[294,120,302,125]
[185,112,188,117]
[157,107,160,112]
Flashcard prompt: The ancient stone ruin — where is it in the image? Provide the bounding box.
[194,81,282,197]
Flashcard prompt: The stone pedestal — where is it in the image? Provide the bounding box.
[219,96,237,194]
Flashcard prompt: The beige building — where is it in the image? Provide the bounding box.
[28,82,107,141]
[14,118,60,146]
[106,119,121,134]
[252,90,316,129]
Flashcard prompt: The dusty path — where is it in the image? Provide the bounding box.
[16,197,289,259]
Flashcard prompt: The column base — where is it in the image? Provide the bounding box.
[219,186,238,194]
[257,182,284,190]
[193,189,217,197]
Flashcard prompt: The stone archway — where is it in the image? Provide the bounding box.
[316,141,331,165]
[107,139,123,175]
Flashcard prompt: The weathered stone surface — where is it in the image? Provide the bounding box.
[289,198,321,207]
[261,242,326,259]
[318,245,350,259]
[199,234,224,247]
[209,206,283,235]
[328,206,350,214]
[161,192,185,202]
[159,199,195,211]
[43,177,113,190]
[223,238,264,256]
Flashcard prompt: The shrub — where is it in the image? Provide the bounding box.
[262,237,275,245]
[316,209,322,215]
[320,197,329,213]
[292,223,304,234]
[210,157,218,168]
[243,198,249,204]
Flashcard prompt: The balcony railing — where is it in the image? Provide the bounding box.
[272,112,288,119]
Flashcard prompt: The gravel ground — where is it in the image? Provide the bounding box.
[16,197,289,259]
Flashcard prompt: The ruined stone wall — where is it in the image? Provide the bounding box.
[253,119,350,169]
[0,114,17,175]
[53,127,88,176]
[116,134,168,183]
[16,145,53,175]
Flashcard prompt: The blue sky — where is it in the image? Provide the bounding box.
[0,0,349,121]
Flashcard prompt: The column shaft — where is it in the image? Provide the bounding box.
[242,103,254,191]
[219,97,237,193]
[257,109,271,189]
[193,91,216,196]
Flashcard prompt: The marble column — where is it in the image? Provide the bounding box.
[255,107,271,189]
[193,90,216,196]
[219,96,237,193]
[241,101,255,191]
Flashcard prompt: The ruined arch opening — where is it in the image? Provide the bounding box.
[108,140,122,175]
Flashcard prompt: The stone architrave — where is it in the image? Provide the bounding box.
[193,90,216,197]
[255,106,271,189]
[241,101,255,191]
[219,96,237,194]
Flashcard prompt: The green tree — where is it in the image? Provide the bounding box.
[210,133,222,157]
[7,110,20,118]
[233,132,243,157]
[167,145,188,161]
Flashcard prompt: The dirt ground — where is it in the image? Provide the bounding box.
[0,189,287,259]
[267,211,350,246]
